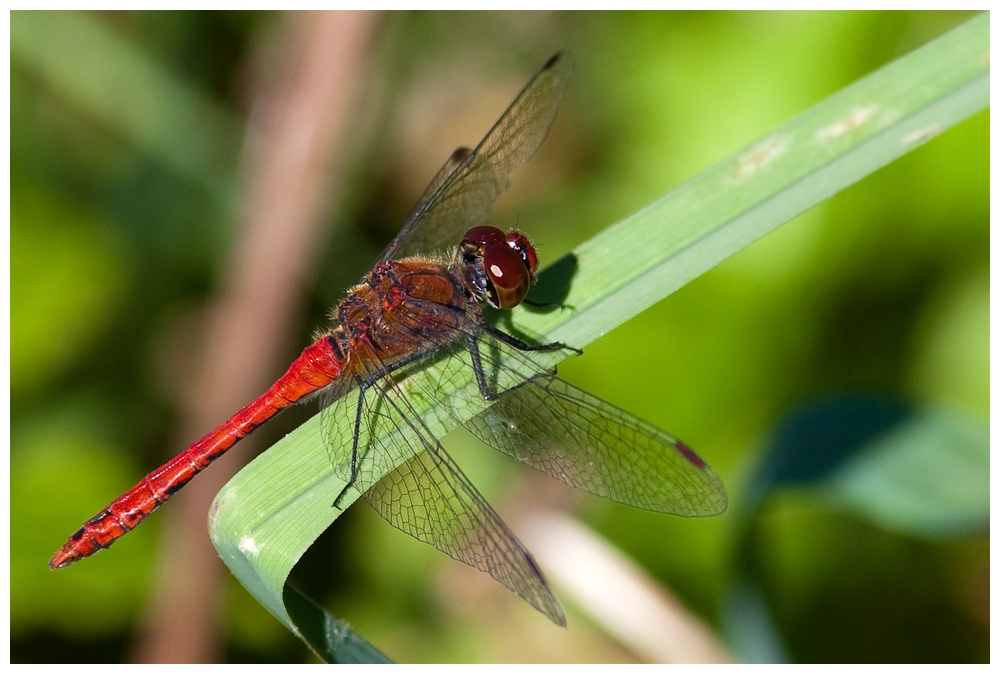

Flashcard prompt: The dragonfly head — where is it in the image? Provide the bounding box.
[460,226,538,309]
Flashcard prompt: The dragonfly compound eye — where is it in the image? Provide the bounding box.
[463,226,506,248]
[460,226,508,269]
[505,231,538,279]
[483,242,531,309]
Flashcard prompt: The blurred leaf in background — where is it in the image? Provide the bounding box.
[10,10,987,663]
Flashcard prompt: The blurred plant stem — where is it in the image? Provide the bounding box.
[127,10,378,663]
[520,511,731,663]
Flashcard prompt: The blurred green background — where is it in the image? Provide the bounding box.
[11,10,987,663]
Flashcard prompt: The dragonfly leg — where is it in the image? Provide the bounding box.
[479,320,582,356]
[331,347,440,508]
[467,333,499,401]
[333,380,369,508]
[466,332,560,401]
[523,297,574,311]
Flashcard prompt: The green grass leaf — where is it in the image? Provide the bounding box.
[11,11,239,206]
[822,407,989,538]
[282,586,392,663]
[209,14,988,660]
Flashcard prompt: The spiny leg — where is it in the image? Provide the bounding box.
[467,333,498,401]
[333,380,369,508]
[331,346,445,509]
[478,320,582,356]
[522,297,574,311]
[466,332,562,402]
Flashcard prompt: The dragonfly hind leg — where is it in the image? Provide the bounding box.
[333,380,369,508]
[331,346,444,508]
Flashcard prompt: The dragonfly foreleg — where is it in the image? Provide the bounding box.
[522,297,574,311]
[478,320,582,356]
[464,332,559,402]
[332,347,443,508]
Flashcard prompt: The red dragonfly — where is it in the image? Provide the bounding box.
[50,52,727,626]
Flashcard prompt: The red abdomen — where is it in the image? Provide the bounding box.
[49,337,345,569]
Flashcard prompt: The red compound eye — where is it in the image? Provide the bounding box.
[483,242,530,308]
[505,231,538,277]
[463,226,506,248]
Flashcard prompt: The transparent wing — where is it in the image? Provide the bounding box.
[466,369,729,517]
[363,438,565,626]
[331,343,565,626]
[379,51,573,264]
[413,146,473,212]
[386,304,729,517]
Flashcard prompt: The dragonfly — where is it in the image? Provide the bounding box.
[50,51,727,626]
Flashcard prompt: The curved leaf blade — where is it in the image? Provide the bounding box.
[209,14,989,656]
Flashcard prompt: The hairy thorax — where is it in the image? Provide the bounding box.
[325,257,470,373]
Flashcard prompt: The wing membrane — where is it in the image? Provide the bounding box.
[465,371,729,517]
[364,447,565,626]
[386,300,729,517]
[344,347,565,625]
[379,52,573,263]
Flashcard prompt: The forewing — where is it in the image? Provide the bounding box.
[382,316,729,517]
[413,146,473,212]
[379,52,573,263]
[465,370,729,517]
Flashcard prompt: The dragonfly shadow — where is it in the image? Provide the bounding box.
[528,252,578,310]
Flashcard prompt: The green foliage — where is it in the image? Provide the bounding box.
[823,408,989,537]
[11,10,987,664]
[12,11,240,204]
[11,407,155,637]
[209,13,988,661]
[10,180,130,394]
